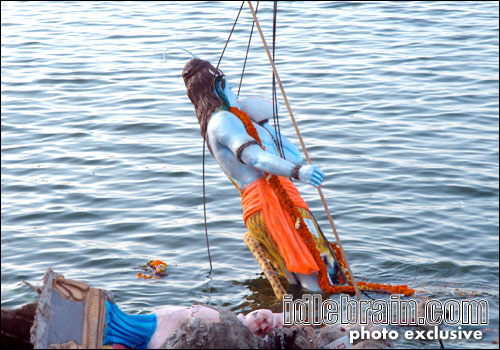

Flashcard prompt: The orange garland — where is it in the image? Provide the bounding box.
[137,259,167,280]
[229,106,414,297]
[328,242,414,296]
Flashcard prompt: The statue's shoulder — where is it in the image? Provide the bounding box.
[208,110,243,132]
[210,110,236,122]
[238,96,274,123]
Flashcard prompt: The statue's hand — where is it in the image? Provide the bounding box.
[298,164,324,187]
[237,309,283,336]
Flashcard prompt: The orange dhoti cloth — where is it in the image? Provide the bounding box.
[242,177,320,275]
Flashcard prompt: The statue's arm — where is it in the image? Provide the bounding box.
[209,112,324,187]
[260,121,303,165]
[237,96,303,164]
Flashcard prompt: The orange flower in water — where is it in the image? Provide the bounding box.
[230,107,414,297]
[138,259,168,279]
[138,272,153,279]
[149,260,167,268]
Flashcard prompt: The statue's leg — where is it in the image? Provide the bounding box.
[243,232,287,300]
[244,213,290,276]
[244,209,339,296]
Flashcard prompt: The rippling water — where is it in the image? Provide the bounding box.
[1,1,498,348]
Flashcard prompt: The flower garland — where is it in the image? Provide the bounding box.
[230,106,340,292]
[328,242,414,296]
[229,106,414,297]
[137,259,167,280]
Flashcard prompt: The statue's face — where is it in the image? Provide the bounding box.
[221,79,239,107]
[212,69,240,109]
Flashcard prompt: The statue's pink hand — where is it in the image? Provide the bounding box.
[237,309,283,336]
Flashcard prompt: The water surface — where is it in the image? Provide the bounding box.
[1,2,498,348]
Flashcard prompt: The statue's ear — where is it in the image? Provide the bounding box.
[238,96,275,123]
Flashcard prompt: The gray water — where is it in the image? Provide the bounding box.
[1,1,498,348]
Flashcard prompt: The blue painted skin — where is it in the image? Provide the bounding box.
[210,74,326,291]
[208,77,325,191]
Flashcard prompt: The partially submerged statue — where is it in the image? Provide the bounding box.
[26,268,286,349]
[182,58,340,298]
[15,268,393,349]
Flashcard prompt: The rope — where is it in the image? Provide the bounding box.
[361,290,376,300]
[271,0,286,159]
[203,1,245,275]
[238,1,259,96]
[202,139,213,275]
[217,1,245,71]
